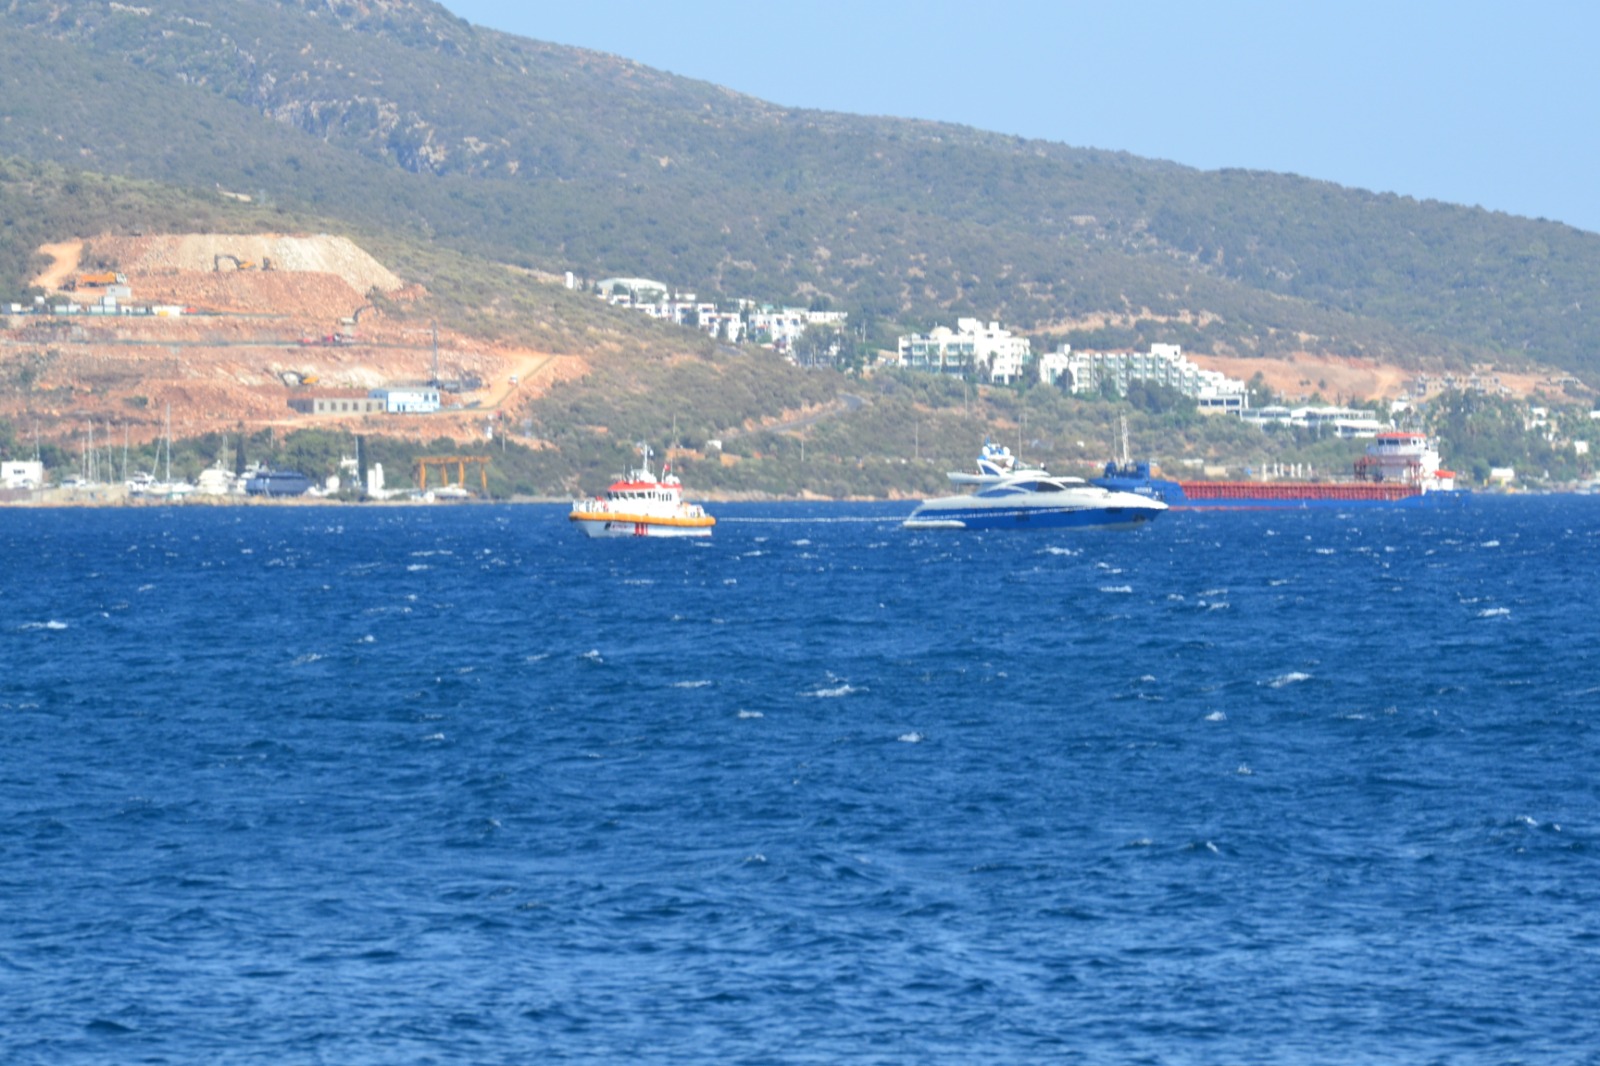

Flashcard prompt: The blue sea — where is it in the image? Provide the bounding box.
[4,497,1599,1064]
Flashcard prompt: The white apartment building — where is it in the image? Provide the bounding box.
[897,319,1031,382]
[1036,347,1075,386]
[1058,343,1249,413]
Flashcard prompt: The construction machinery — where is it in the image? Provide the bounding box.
[64,272,126,290]
[214,254,270,272]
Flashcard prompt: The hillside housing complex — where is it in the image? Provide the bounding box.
[894,321,1250,413]
[595,277,846,350]
[589,279,1412,437]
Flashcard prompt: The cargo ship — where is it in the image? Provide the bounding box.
[1094,430,1466,510]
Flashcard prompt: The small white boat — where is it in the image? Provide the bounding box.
[570,444,716,538]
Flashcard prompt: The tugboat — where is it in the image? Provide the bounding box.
[569,444,716,538]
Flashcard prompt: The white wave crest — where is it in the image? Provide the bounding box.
[1100,585,1133,594]
[802,683,860,698]
[1477,607,1511,619]
[737,710,764,719]
[1205,710,1227,722]
[672,680,712,689]
[898,732,925,743]
[1267,671,1312,688]
[19,620,69,631]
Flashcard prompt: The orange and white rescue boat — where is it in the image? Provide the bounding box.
[569,444,716,538]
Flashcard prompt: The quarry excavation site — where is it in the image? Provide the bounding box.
[4,233,574,445]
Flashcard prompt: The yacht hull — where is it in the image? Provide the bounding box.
[904,497,1164,531]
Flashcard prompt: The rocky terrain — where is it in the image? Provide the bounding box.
[4,233,582,445]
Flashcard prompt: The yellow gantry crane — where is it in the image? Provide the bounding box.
[415,455,490,495]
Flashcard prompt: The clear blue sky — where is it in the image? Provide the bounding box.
[440,1,1600,235]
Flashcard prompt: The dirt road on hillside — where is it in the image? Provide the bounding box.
[31,241,85,291]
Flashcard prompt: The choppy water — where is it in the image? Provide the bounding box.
[4,497,1599,1064]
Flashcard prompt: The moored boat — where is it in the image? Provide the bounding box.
[244,467,314,497]
[569,444,716,538]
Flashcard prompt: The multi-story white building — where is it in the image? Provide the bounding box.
[897,319,1031,382]
[1057,343,1249,414]
[1036,346,1075,387]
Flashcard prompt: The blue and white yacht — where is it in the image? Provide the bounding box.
[946,438,1052,487]
[904,442,1167,531]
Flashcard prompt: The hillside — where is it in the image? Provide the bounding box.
[4,229,588,444]
[3,0,1600,384]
